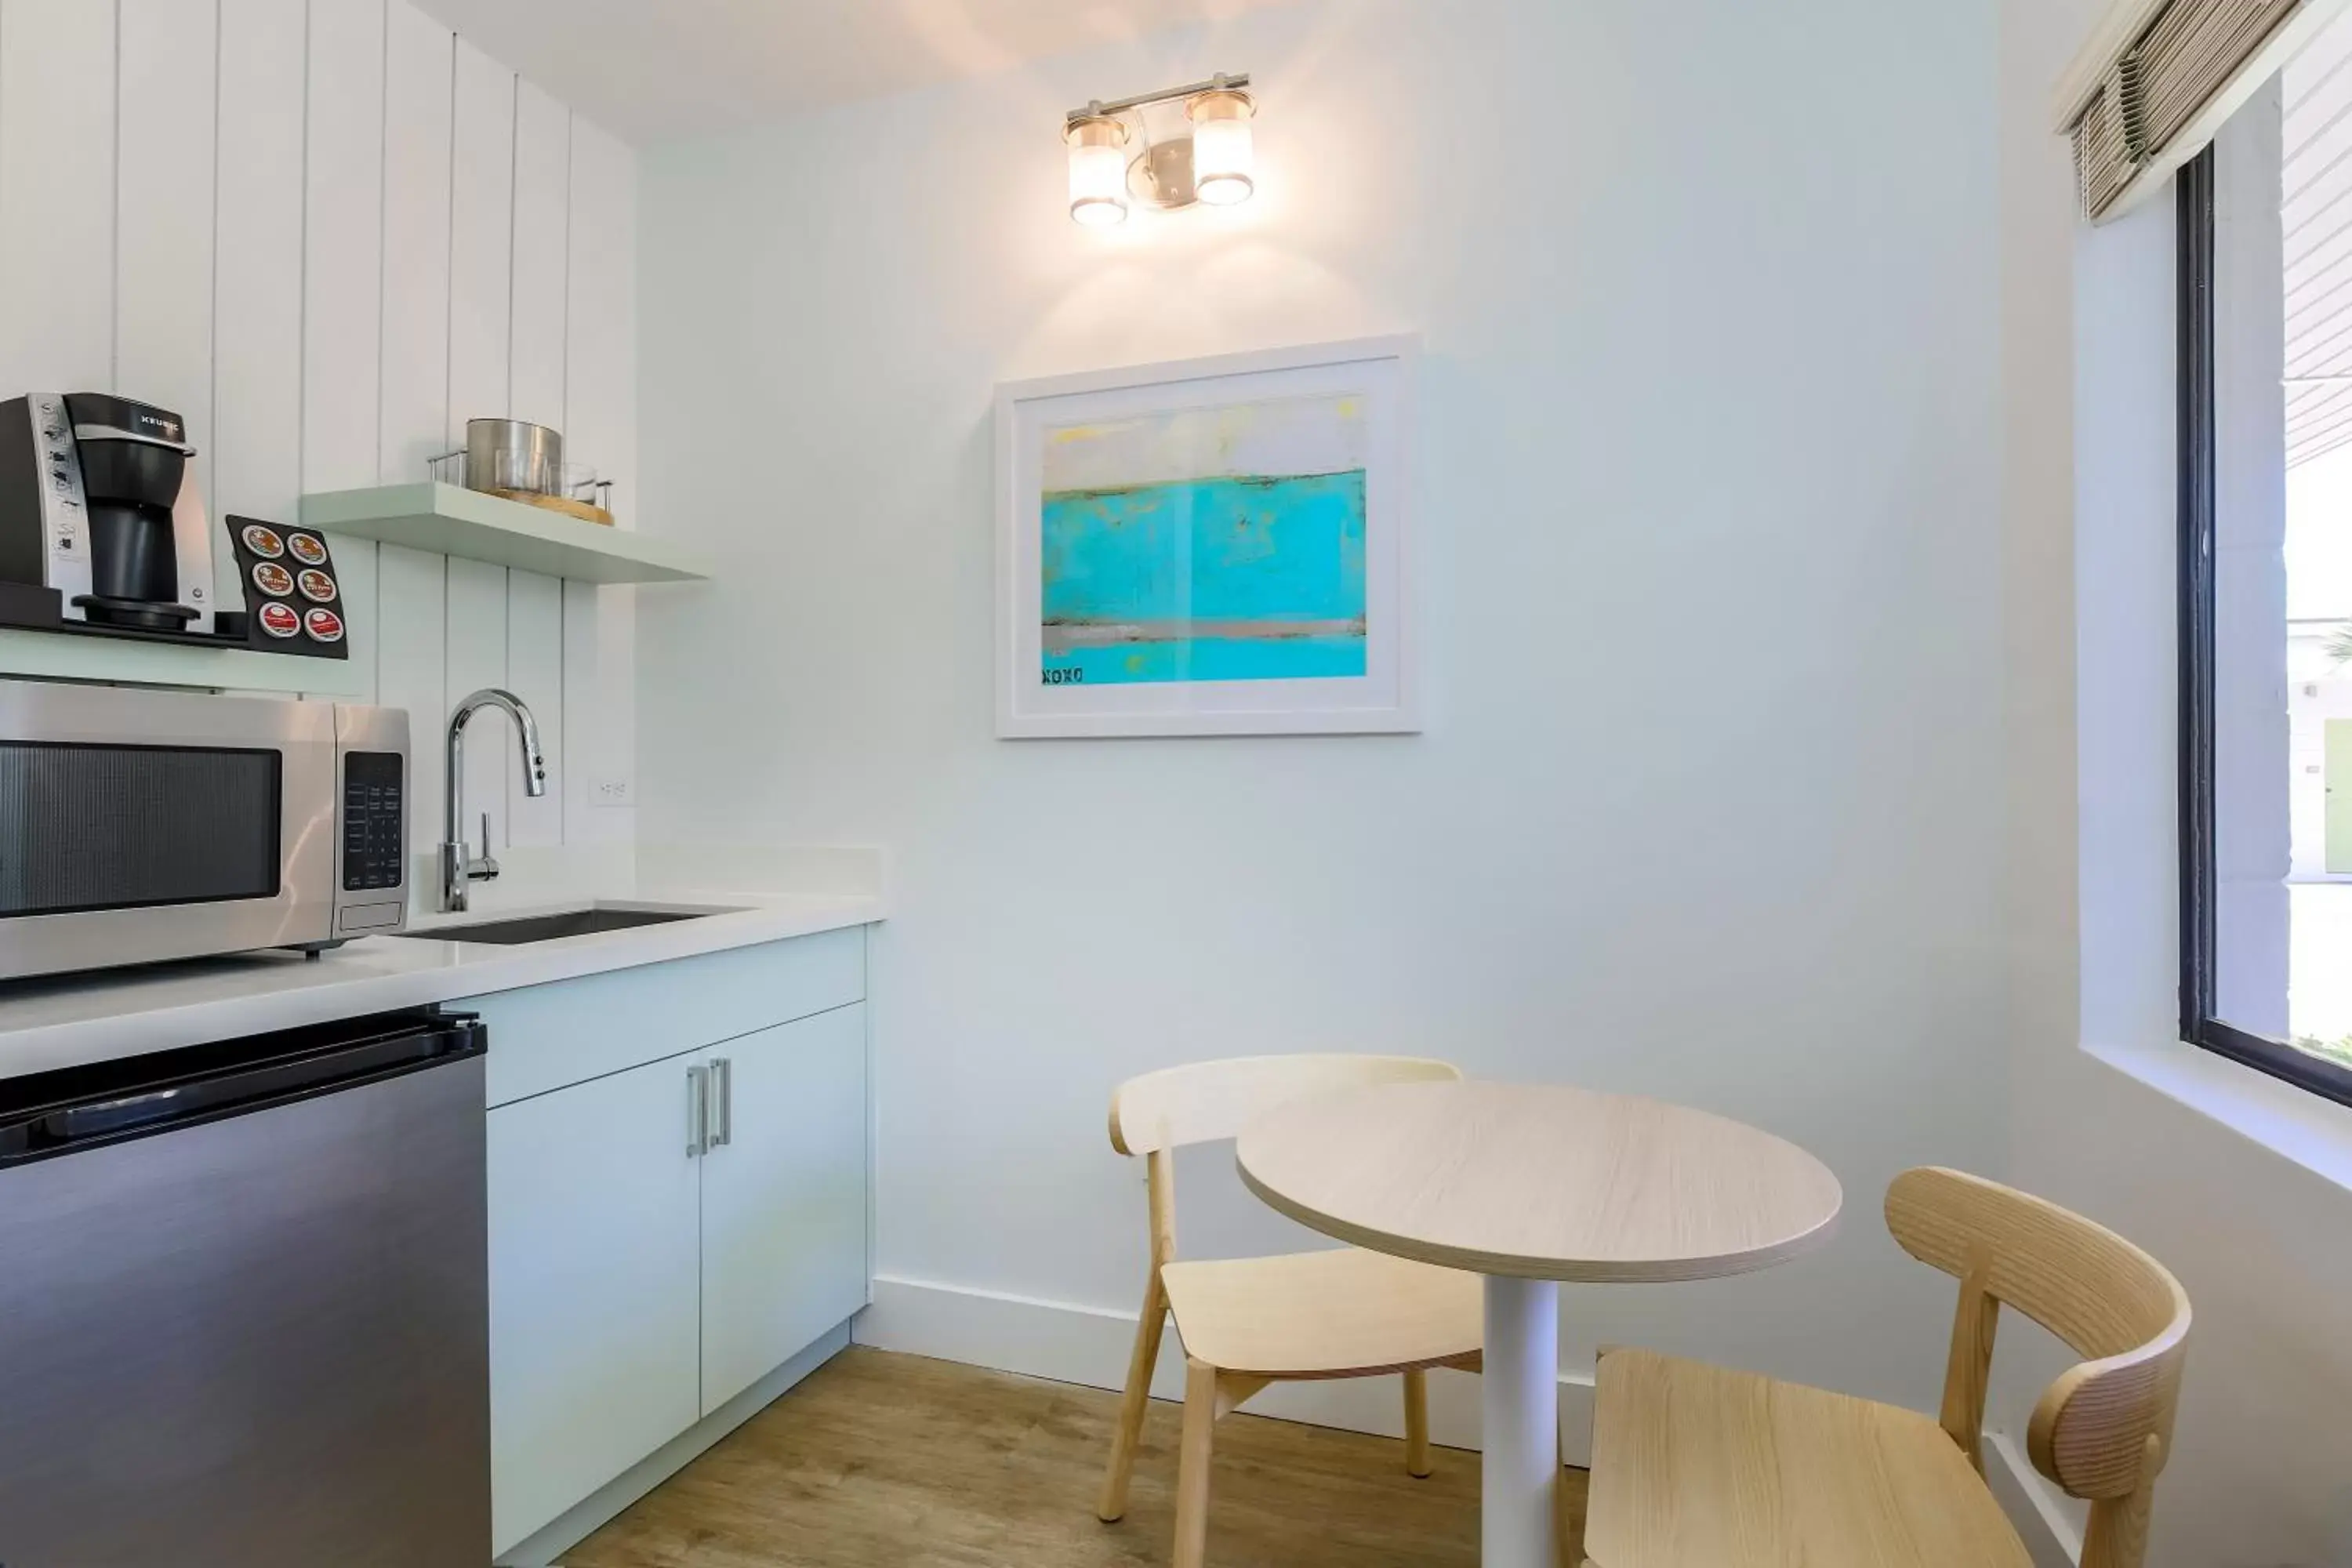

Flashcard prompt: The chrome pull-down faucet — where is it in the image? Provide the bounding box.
[441,688,547,913]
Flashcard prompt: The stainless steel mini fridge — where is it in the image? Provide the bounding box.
[0,1008,490,1566]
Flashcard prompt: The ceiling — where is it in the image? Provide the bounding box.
[411,0,1300,143]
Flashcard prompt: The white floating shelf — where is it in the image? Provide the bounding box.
[300,483,711,585]
[0,628,365,695]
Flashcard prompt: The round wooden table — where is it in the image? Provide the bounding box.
[1236,1080,1843,1568]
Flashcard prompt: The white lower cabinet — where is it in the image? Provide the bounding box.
[488,1055,703,1554]
[477,935,871,1561]
[699,1005,870,1414]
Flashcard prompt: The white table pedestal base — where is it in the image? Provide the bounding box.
[1481,1275,1559,1568]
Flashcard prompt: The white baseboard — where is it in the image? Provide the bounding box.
[1984,1431,2083,1568]
[854,1273,1596,1467]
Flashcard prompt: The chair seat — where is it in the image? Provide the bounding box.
[1160,1247,1482,1378]
[1585,1349,2034,1568]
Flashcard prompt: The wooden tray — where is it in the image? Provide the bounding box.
[486,486,614,527]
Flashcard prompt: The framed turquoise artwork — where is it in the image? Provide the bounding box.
[995,336,1418,738]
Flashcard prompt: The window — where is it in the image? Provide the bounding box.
[2181,21,2352,1105]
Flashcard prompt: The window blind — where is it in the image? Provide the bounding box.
[2059,0,2321,218]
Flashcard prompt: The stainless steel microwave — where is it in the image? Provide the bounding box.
[0,681,408,980]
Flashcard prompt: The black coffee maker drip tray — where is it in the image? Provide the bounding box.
[0,583,231,648]
[71,593,201,631]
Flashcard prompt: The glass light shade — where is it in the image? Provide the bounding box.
[1066,118,1130,227]
[1188,90,1255,206]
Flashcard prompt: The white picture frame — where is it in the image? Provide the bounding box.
[994,335,1419,739]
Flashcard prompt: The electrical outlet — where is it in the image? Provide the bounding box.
[590,775,633,808]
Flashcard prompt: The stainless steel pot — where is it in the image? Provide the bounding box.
[463,419,563,496]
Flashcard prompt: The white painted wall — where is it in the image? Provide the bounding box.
[0,0,637,895]
[637,0,2007,1428]
[1999,0,2352,1560]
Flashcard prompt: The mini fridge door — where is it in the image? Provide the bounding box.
[0,1014,489,1567]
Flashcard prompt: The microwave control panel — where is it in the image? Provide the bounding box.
[341,750,405,892]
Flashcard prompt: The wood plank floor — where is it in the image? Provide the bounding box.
[565,1347,1589,1567]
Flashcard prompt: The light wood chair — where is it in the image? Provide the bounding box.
[1097,1054,1484,1568]
[1583,1167,2192,1568]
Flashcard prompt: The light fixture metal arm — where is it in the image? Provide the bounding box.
[1066,71,1250,127]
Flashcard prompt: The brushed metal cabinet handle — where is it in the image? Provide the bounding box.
[686,1065,710,1158]
[710,1058,733,1149]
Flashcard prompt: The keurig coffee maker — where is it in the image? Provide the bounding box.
[0,392,216,632]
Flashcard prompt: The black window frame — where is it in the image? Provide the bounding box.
[2177,145,2352,1107]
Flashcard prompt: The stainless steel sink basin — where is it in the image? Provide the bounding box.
[393,907,717,946]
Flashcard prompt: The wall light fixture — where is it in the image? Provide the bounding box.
[1065,116,1131,227]
[1063,72,1254,226]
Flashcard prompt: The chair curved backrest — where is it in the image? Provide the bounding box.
[1884,1167,2190,1568]
[1096,1054,1473,1534]
[1109,1053,1462,1156]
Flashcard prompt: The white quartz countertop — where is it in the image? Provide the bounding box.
[0,891,885,1083]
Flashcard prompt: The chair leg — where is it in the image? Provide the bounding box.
[1173,1357,1219,1568]
[1403,1367,1432,1478]
[1096,1272,1169,1523]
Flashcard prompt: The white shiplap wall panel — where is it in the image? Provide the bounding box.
[566,120,637,534]
[564,118,638,843]
[506,568,564,845]
[445,554,512,857]
[332,528,383,706]
[510,81,571,434]
[379,0,452,485]
[506,76,574,846]
[303,0,387,702]
[0,0,114,396]
[212,0,307,620]
[377,0,453,814]
[448,37,514,446]
[378,543,446,855]
[303,0,385,492]
[0,2,637,898]
[117,0,217,524]
[446,38,516,852]
[506,78,571,849]
[563,577,621,831]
